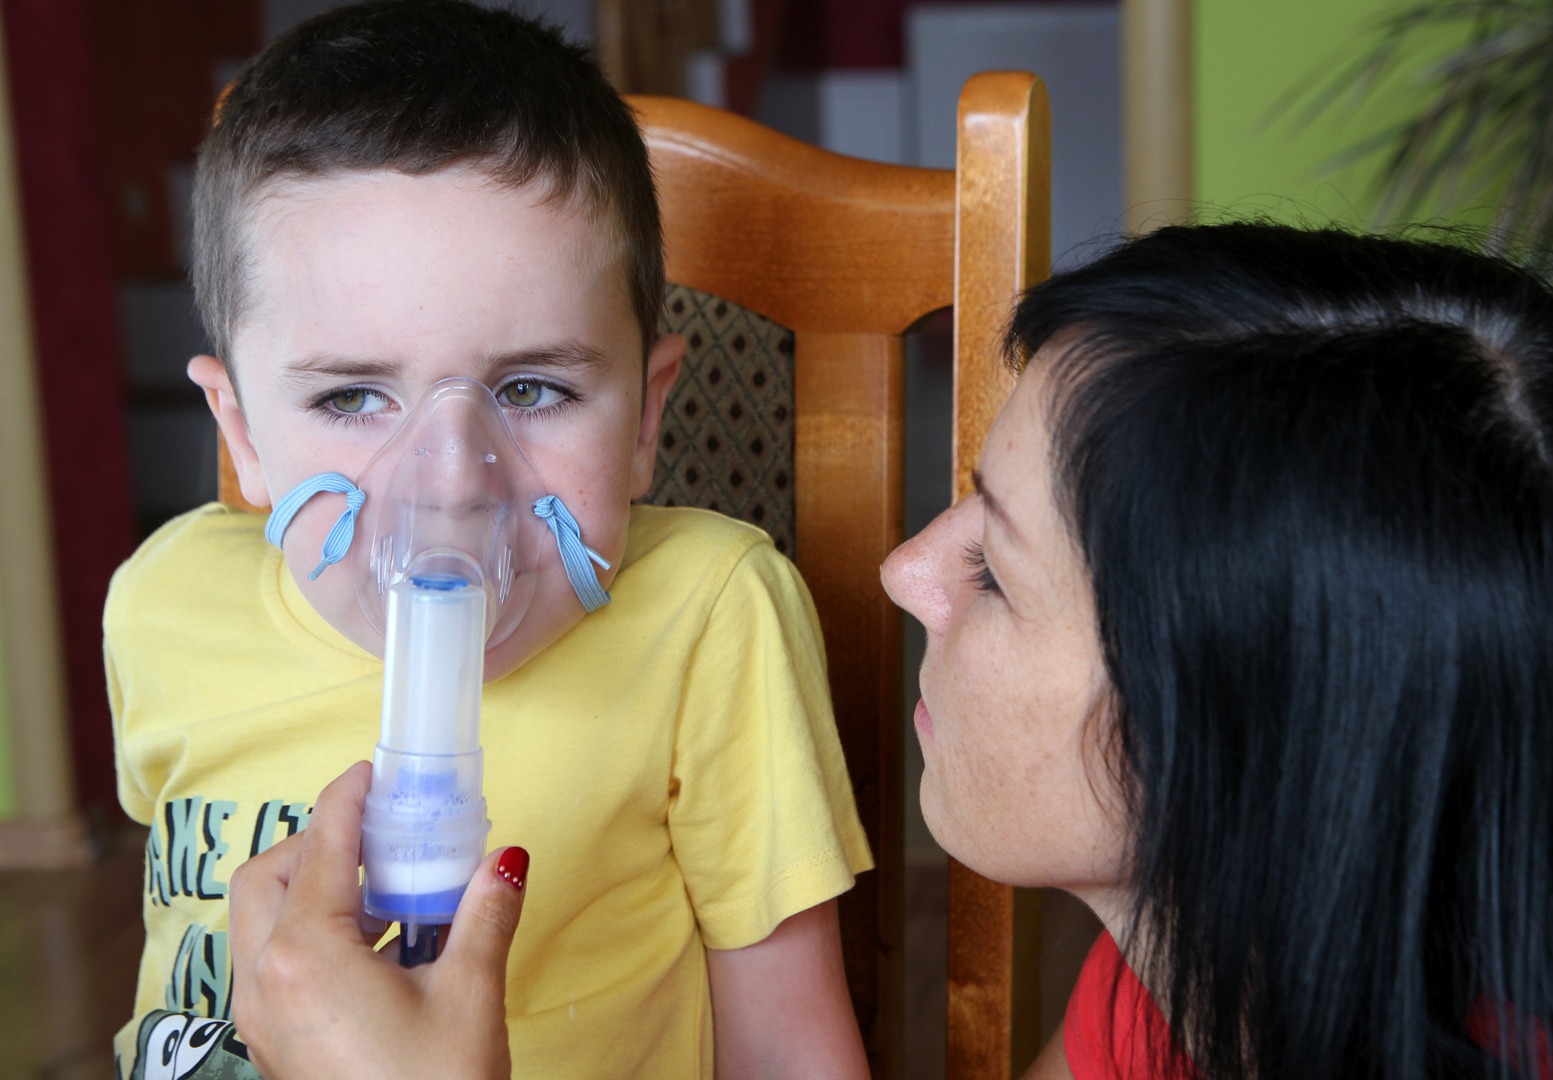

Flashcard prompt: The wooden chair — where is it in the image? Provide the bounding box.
[220,72,1049,1077]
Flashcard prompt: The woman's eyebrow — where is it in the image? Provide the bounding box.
[973,468,1025,544]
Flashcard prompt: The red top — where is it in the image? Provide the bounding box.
[1063,931,1195,1080]
[1466,999,1553,1079]
[1065,931,1551,1079]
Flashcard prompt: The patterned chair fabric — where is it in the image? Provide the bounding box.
[642,283,798,557]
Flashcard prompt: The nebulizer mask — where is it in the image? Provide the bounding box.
[264,377,612,965]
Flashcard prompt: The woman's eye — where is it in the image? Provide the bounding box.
[963,542,1002,596]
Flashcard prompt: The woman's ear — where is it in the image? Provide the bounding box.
[188,354,271,508]
[630,333,685,499]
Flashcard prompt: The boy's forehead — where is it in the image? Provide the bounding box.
[231,167,638,365]
[248,166,623,256]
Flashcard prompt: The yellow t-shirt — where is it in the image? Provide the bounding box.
[107,503,872,1079]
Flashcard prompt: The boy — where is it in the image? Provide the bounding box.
[106,3,873,1077]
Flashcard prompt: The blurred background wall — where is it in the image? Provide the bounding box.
[1195,0,1470,227]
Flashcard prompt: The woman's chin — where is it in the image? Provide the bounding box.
[917,770,950,850]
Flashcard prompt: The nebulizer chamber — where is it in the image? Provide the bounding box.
[360,554,490,938]
[353,379,547,953]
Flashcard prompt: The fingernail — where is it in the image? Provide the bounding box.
[495,846,529,890]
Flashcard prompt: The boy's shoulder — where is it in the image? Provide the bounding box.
[107,502,269,615]
[618,504,813,619]
[623,504,780,571]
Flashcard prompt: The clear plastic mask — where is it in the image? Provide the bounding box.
[349,378,548,652]
[265,376,613,667]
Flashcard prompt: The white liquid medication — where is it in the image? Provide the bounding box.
[362,560,491,926]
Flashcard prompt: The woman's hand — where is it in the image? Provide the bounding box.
[229,761,528,1080]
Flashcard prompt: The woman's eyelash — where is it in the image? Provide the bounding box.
[963,542,1002,595]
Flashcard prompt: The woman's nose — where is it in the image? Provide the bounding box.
[881,508,958,638]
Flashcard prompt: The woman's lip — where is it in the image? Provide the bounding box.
[913,698,934,740]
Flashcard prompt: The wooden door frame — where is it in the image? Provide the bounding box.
[1123,0,1193,230]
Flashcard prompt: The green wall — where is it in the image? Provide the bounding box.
[1193,0,1473,227]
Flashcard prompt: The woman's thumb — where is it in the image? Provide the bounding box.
[440,846,528,989]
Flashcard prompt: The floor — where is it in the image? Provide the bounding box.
[903,855,949,1076]
[0,829,144,1080]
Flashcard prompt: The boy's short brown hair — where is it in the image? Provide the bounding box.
[192,0,663,365]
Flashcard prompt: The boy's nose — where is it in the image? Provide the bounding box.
[881,510,957,638]
[419,437,502,515]
[405,393,521,516]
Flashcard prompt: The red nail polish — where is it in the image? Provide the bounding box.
[495,846,529,890]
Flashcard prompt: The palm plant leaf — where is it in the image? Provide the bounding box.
[1280,0,1553,268]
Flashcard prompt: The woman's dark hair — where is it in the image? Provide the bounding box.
[1010,222,1553,1079]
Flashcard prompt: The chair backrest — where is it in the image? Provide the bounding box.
[632,75,1050,1077]
[217,72,1049,1077]
[935,75,1051,1080]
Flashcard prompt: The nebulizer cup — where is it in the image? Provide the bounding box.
[354,379,546,966]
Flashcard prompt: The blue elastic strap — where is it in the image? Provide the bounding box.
[532,494,612,612]
[264,472,367,580]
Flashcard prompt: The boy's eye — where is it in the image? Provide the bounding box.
[496,378,569,411]
[323,387,389,415]
[499,380,543,408]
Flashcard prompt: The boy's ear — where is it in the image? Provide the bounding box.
[630,333,685,499]
[187,354,271,509]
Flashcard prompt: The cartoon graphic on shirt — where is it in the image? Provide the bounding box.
[146,797,310,908]
[120,796,312,1080]
[126,1012,252,1080]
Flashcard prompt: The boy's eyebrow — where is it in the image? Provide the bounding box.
[488,341,609,371]
[280,341,609,387]
[282,355,404,385]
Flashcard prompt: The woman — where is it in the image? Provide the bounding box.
[233,222,1553,1078]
